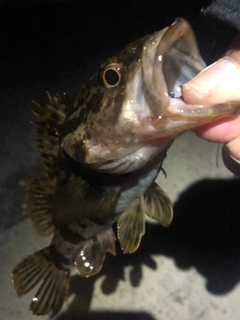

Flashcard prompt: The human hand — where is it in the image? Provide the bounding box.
[182,35,240,176]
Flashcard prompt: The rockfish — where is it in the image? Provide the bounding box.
[12,18,240,316]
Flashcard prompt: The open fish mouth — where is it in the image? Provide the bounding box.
[138,18,240,140]
[141,18,206,119]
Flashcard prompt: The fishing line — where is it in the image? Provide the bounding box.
[216,143,221,168]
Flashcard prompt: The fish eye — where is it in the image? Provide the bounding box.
[102,65,121,88]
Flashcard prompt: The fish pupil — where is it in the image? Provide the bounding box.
[104,69,120,86]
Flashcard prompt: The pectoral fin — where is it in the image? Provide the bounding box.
[144,182,173,226]
[117,197,145,254]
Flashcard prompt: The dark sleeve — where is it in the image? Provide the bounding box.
[204,0,240,31]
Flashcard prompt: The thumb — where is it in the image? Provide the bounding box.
[182,35,240,105]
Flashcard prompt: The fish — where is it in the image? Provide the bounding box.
[12,18,240,317]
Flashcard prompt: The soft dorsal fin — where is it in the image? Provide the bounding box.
[32,91,67,181]
[117,197,145,254]
[27,177,55,237]
[144,182,173,226]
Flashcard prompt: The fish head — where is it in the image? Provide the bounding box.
[60,18,228,173]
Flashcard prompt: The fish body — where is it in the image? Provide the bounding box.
[12,18,240,316]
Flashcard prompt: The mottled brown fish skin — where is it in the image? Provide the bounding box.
[60,42,146,165]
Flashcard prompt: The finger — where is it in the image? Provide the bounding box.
[182,34,240,104]
[194,114,240,143]
[182,57,240,104]
[222,143,240,177]
[227,135,240,161]
[225,34,240,64]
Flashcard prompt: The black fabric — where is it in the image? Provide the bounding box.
[204,0,240,31]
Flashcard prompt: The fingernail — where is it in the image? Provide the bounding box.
[183,57,237,94]
[222,144,240,177]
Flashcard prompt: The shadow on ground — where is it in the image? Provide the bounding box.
[56,178,240,318]
[57,311,155,320]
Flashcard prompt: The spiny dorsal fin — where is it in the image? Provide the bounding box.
[12,245,70,317]
[27,178,55,237]
[32,91,68,181]
[75,228,116,277]
[144,182,173,226]
[117,197,145,254]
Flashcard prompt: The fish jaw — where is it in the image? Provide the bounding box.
[149,100,240,138]
[61,18,240,173]
[136,18,240,140]
[115,18,208,138]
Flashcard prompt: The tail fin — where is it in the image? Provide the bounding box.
[75,228,116,277]
[27,177,55,237]
[12,246,70,317]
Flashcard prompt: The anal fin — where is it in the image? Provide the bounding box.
[144,182,173,226]
[27,178,55,237]
[12,245,70,317]
[117,197,145,254]
[75,228,116,277]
